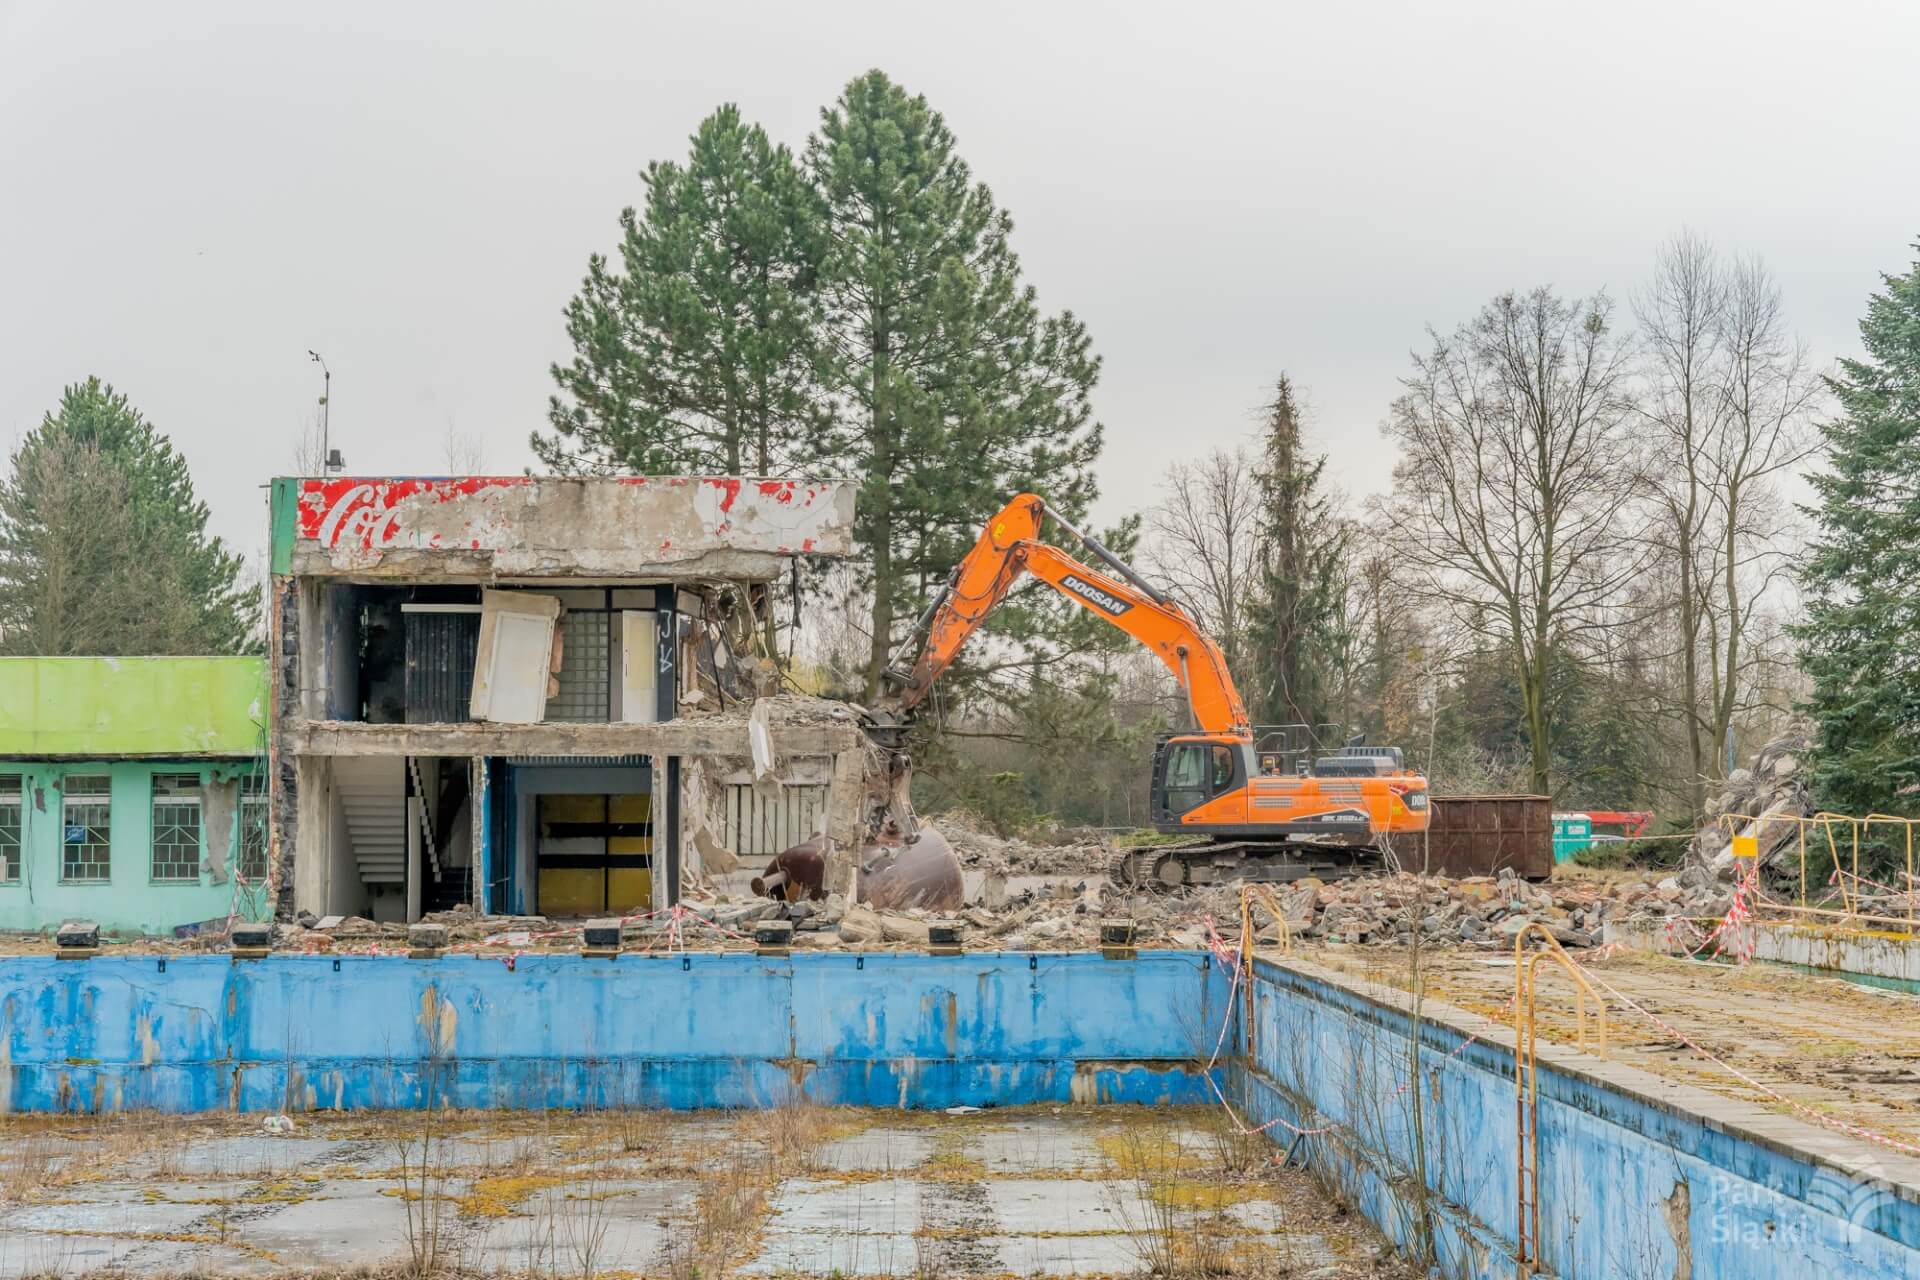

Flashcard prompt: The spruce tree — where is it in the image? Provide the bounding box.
[807,70,1105,702]
[0,378,256,654]
[539,105,823,474]
[1798,244,1920,819]
[1248,376,1347,730]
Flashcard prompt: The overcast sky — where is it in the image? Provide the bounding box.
[3,0,1916,559]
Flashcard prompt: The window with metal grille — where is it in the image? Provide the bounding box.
[0,774,20,884]
[724,783,830,859]
[61,774,111,883]
[546,610,611,722]
[150,773,202,883]
[239,774,269,883]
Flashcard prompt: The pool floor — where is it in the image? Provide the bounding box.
[0,1105,1409,1278]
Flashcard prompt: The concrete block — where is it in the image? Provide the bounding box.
[230,921,274,958]
[581,918,624,955]
[407,922,449,957]
[755,919,794,955]
[55,919,100,956]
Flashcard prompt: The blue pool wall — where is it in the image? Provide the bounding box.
[7,942,1917,1280]
[0,949,1225,1114]
[1237,956,1920,1280]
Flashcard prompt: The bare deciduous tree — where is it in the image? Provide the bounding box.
[1637,235,1820,816]
[1384,287,1642,796]
[442,418,488,473]
[1145,446,1262,684]
[289,407,328,476]
[1636,230,1730,816]
[1707,254,1821,762]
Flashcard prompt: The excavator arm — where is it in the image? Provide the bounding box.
[880,493,1251,735]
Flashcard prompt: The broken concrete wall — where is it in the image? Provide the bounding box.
[680,753,837,886]
[267,476,856,921]
[273,476,855,580]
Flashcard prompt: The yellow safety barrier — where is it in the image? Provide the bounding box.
[1715,809,1919,934]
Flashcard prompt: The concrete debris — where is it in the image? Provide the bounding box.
[679,690,857,726]
[1687,731,1812,885]
[930,809,1114,877]
[843,864,1725,954]
[837,904,932,945]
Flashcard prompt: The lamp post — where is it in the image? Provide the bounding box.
[306,350,333,473]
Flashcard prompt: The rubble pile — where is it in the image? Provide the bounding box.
[274,903,566,953]
[931,810,1115,878]
[680,690,860,726]
[1685,732,1812,886]
[1217,869,1644,948]
[712,863,1663,953]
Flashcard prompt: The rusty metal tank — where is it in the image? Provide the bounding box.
[750,833,829,902]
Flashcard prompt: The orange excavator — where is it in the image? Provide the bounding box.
[873,493,1431,887]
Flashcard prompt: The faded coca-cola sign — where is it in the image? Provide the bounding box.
[297,477,526,550]
[315,483,402,548]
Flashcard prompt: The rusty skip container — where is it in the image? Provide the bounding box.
[1410,795,1553,880]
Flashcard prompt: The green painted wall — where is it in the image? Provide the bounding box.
[269,476,298,576]
[0,762,270,936]
[0,657,266,757]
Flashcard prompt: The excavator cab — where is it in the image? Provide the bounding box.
[1151,734,1256,823]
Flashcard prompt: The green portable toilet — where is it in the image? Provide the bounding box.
[1551,813,1593,862]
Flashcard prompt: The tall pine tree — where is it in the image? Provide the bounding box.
[807,70,1105,702]
[1247,376,1347,730]
[1798,244,1920,820]
[539,105,823,474]
[0,379,256,654]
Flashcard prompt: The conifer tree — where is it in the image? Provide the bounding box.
[540,105,823,474]
[1248,376,1346,729]
[0,378,256,654]
[807,70,1105,701]
[1798,244,1920,819]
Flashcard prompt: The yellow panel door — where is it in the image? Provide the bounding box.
[538,793,607,915]
[538,868,606,916]
[608,792,652,909]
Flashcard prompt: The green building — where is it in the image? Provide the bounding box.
[0,656,270,936]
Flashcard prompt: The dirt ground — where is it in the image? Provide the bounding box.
[1302,943,1920,1151]
[0,1104,1414,1279]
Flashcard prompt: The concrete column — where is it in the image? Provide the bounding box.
[292,756,331,916]
[823,748,866,898]
[471,757,489,914]
[406,795,423,924]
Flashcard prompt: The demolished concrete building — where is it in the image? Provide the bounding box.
[265,475,862,924]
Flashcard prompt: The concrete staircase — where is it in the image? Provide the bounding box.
[332,757,407,886]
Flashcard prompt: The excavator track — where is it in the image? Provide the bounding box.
[1109,838,1376,891]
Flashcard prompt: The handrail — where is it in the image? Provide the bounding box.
[1237,884,1296,1061]
[1512,922,1608,1276]
[408,755,439,879]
